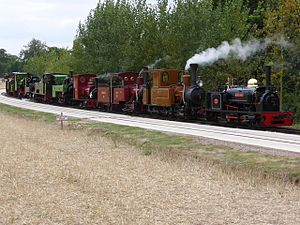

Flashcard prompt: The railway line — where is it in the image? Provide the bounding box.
[0,89,300,153]
[267,127,300,136]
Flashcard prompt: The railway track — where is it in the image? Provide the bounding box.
[265,127,300,135]
[3,90,300,137]
[172,118,300,136]
[1,90,300,153]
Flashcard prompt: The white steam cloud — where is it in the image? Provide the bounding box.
[148,55,171,69]
[185,37,292,70]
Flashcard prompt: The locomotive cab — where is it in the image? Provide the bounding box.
[142,65,205,118]
[5,72,30,97]
[95,72,140,112]
[148,69,183,107]
[33,73,68,103]
[25,75,40,98]
[62,74,98,108]
[141,68,184,116]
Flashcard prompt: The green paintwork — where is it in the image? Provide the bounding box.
[50,75,68,98]
[52,75,68,85]
[52,85,64,98]
[33,73,68,100]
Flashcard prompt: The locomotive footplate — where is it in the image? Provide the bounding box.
[261,112,293,127]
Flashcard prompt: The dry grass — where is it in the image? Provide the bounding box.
[74,121,300,184]
[0,112,300,224]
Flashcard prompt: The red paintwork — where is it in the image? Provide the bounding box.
[136,77,144,85]
[116,72,139,86]
[73,74,96,100]
[85,99,97,108]
[46,92,52,103]
[72,74,97,108]
[98,87,110,103]
[261,112,294,127]
[17,87,25,97]
[113,88,129,103]
[96,72,140,110]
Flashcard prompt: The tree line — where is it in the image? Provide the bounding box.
[0,0,299,119]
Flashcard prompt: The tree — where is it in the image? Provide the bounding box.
[20,39,47,63]
[21,40,72,75]
[0,49,22,76]
[72,0,134,73]
[72,0,170,73]
[263,0,300,119]
[45,47,72,73]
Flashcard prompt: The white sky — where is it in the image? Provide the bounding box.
[0,0,158,56]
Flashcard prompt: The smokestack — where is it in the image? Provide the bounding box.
[264,65,271,90]
[190,63,198,86]
[141,67,149,88]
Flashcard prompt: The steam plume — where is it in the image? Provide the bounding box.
[185,37,292,70]
[148,55,170,69]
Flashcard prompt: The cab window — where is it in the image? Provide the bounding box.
[162,72,169,83]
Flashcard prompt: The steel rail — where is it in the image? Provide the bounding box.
[1,90,300,153]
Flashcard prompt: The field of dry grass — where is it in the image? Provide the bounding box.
[0,112,299,224]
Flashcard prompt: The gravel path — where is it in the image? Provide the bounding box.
[0,113,299,225]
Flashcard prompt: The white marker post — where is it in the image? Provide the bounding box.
[56,112,68,129]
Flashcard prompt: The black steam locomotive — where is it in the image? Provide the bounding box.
[205,66,293,127]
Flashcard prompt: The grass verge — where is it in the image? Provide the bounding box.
[70,121,300,186]
[292,123,300,129]
[0,102,299,186]
[0,103,56,121]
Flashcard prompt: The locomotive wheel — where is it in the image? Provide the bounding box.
[17,92,22,99]
[206,112,218,122]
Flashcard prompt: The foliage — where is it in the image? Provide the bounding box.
[71,0,252,73]
[5,0,299,118]
[72,0,162,73]
[20,39,48,63]
[263,0,300,119]
[0,49,22,76]
[22,41,72,75]
[69,0,300,118]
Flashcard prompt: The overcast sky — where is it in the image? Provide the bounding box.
[0,0,157,56]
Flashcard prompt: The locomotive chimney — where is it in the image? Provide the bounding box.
[264,65,271,90]
[190,63,198,86]
[141,67,149,88]
[69,71,74,79]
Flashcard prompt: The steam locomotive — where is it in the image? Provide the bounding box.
[206,65,293,127]
[5,72,40,98]
[4,64,293,127]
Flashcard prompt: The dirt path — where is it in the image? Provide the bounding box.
[0,112,299,225]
